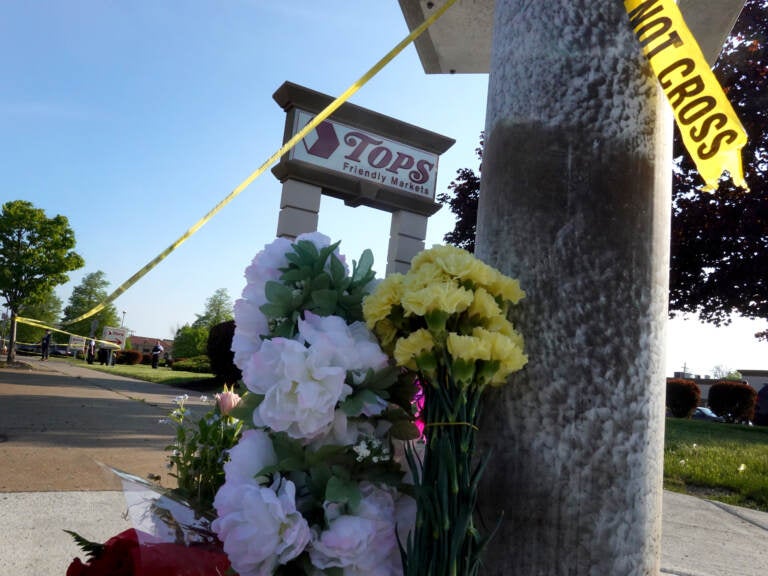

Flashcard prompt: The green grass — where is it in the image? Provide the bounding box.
[664,418,768,511]
[69,358,220,389]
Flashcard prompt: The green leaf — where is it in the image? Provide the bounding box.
[63,530,105,560]
[325,475,361,510]
[340,389,383,416]
[352,249,374,284]
[259,302,289,318]
[265,281,294,307]
[227,392,263,421]
[310,289,338,315]
[329,254,347,285]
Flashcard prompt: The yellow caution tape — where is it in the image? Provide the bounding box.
[16,316,120,349]
[624,0,749,191]
[64,0,459,326]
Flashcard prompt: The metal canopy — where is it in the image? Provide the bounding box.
[398,0,746,73]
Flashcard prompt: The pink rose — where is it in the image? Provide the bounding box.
[215,389,241,415]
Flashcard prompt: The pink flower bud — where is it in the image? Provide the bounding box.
[215,389,241,415]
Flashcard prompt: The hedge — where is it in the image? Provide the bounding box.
[171,355,211,374]
[708,380,757,423]
[666,378,700,418]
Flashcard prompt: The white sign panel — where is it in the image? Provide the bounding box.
[102,326,129,349]
[289,109,440,199]
[68,335,86,351]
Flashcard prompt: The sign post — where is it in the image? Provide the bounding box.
[271,82,454,273]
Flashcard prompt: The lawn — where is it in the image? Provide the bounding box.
[664,417,768,511]
[70,359,221,390]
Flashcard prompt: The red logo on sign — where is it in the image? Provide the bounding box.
[303,121,340,159]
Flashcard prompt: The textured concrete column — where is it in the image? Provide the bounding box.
[475,2,671,575]
[276,179,322,240]
[387,210,428,274]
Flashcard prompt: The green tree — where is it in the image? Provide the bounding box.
[15,287,62,345]
[437,135,483,253]
[61,271,120,339]
[0,200,84,362]
[192,288,233,330]
[670,0,768,333]
[173,324,209,358]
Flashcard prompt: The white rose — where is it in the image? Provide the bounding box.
[299,313,388,374]
[242,338,309,395]
[310,483,407,576]
[223,429,276,486]
[213,477,310,576]
[249,338,348,440]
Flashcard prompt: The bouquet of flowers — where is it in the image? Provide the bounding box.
[211,232,420,576]
[363,244,527,576]
[67,235,526,576]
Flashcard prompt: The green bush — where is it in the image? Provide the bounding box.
[709,380,757,423]
[207,320,242,384]
[666,378,701,418]
[173,324,209,358]
[171,355,211,374]
[116,349,143,365]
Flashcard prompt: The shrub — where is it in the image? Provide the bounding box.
[708,380,757,423]
[666,378,700,418]
[207,320,242,384]
[173,324,209,358]
[171,355,211,374]
[116,349,143,365]
[140,353,152,365]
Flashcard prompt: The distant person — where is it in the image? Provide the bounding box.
[86,339,96,364]
[41,330,52,361]
[151,341,164,369]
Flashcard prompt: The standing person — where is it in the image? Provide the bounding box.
[151,341,164,369]
[86,339,95,364]
[41,330,51,361]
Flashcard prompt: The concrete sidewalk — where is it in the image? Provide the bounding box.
[1,359,767,575]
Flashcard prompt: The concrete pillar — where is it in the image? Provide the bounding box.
[475,2,671,574]
[276,179,322,240]
[386,210,428,274]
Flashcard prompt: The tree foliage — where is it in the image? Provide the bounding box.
[436,135,483,253]
[192,288,233,330]
[173,324,209,358]
[15,288,62,345]
[61,271,119,339]
[670,0,768,334]
[0,200,84,360]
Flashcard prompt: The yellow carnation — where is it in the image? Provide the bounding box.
[394,329,435,369]
[468,287,502,321]
[401,282,473,317]
[488,272,525,304]
[473,327,527,385]
[402,261,446,291]
[483,316,524,349]
[362,274,404,328]
[373,318,398,350]
[447,332,491,363]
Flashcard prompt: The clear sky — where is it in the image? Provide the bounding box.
[2,1,765,376]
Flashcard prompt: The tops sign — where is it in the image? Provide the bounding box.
[289,109,439,199]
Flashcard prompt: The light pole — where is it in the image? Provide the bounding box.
[121,311,126,327]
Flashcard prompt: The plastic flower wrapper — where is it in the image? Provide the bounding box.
[363,244,528,576]
[66,464,231,576]
[212,234,420,575]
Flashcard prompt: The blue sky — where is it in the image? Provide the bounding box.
[2,1,765,375]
